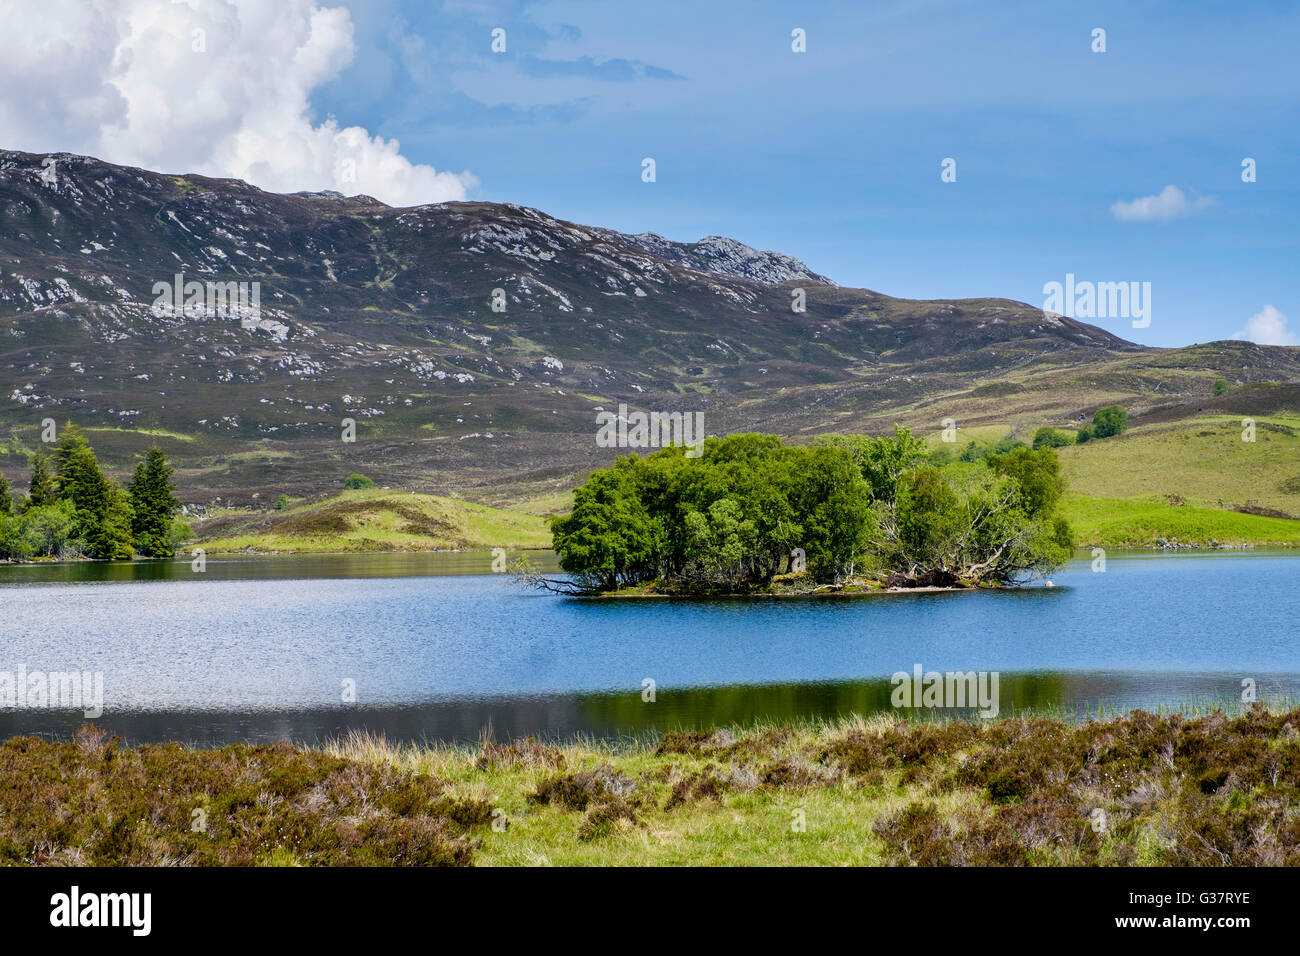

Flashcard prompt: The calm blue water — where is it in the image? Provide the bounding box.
[0,550,1296,744]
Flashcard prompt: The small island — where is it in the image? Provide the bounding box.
[523,427,1074,597]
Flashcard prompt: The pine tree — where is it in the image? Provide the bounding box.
[0,473,11,514]
[27,451,57,508]
[92,483,136,561]
[51,422,91,487]
[52,424,134,560]
[128,446,180,557]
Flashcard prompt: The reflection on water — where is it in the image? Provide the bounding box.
[4,672,1297,748]
[1,550,1298,745]
[0,549,559,584]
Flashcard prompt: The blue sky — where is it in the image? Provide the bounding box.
[302,0,1300,348]
[9,0,1293,348]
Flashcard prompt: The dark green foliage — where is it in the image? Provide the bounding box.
[0,427,138,560]
[0,501,77,560]
[51,425,133,560]
[1090,404,1128,439]
[817,426,928,506]
[925,446,956,467]
[552,428,1072,592]
[551,434,875,591]
[1031,426,1073,450]
[127,446,180,557]
[883,445,1071,584]
[0,473,10,515]
[549,464,661,590]
[275,493,290,510]
[1075,424,1094,444]
[1213,378,1229,397]
[27,451,56,508]
[787,444,876,581]
[343,473,374,490]
[895,467,962,570]
[50,424,90,486]
[958,437,1025,462]
[988,445,1064,517]
[92,486,135,561]
[986,769,1032,804]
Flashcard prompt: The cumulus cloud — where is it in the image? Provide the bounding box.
[1232,305,1297,347]
[0,0,475,206]
[1110,185,1214,223]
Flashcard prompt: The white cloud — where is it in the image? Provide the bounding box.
[0,0,475,207]
[1231,305,1297,347]
[1110,185,1214,223]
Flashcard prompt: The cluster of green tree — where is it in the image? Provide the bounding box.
[1029,404,1129,449]
[1031,427,1074,449]
[1074,404,1128,444]
[0,425,186,561]
[957,436,1025,462]
[546,428,1073,594]
[961,408,1133,460]
[879,403,1131,473]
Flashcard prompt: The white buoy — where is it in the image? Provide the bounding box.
[1045,580,1054,587]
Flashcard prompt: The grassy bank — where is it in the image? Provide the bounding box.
[1053,414,1300,547]
[194,488,551,553]
[7,706,1300,866]
[920,414,1300,549]
[1058,414,1300,518]
[1060,493,1300,549]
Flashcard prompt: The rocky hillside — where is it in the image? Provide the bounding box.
[1,148,1298,506]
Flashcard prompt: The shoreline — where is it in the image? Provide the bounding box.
[576,583,994,599]
[3,543,1296,570]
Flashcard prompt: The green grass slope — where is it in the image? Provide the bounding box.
[1060,494,1300,548]
[1055,412,1300,547]
[194,488,551,553]
[1058,415,1300,515]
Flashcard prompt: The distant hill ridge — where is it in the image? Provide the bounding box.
[1,147,1298,506]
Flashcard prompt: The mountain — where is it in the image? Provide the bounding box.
[2,147,1299,508]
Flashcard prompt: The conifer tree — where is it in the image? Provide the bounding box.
[52,423,134,559]
[93,484,136,561]
[128,446,180,557]
[27,451,57,508]
[51,422,91,486]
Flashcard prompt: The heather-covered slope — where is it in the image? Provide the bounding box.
[2,148,1298,509]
